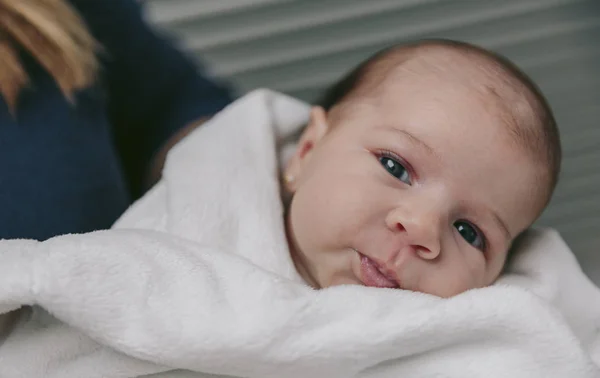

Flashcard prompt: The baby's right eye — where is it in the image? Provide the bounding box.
[379,154,411,185]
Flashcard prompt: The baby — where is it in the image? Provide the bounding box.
[282,39,561,297]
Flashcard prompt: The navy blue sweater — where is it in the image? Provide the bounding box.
[0,0,232,240]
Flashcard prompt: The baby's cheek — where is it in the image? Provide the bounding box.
[421,260,484,297]
[289,184,344,250]
[325,179,385,241]
[292,152,390,250]
[427,275,473,298]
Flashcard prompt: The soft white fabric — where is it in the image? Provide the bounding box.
[0,89,599,378]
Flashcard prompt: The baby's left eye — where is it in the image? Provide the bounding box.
[380,156,411,185]
[454,221,485,251]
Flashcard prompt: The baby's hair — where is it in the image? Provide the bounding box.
[318,39,561,206]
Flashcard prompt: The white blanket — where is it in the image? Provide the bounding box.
[0,89,599,378]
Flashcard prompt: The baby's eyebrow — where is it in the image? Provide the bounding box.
[377,126,437,159]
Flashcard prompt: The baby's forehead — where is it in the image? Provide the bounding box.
[358,48,533,131]
[367,48,517,98]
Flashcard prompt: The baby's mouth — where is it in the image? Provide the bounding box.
[356,251,400,289]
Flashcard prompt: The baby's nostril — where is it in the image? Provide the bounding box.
[396,223,406,232]
[415,245,437,260]
[417,245,432,253]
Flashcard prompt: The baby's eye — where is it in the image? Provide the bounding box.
[454,221,485,251]
[379,156,411,184]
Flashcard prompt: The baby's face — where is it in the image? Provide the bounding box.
[285,73,545,297]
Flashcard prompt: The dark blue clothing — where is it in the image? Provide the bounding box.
[0,0,232,240]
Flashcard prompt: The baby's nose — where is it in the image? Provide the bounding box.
[386,208,442,260]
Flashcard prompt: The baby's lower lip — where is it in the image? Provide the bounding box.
[358,253,399,289]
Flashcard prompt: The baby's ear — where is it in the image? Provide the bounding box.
[284,106,329,191]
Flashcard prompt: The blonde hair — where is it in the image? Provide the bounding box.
[0,0,99,112]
